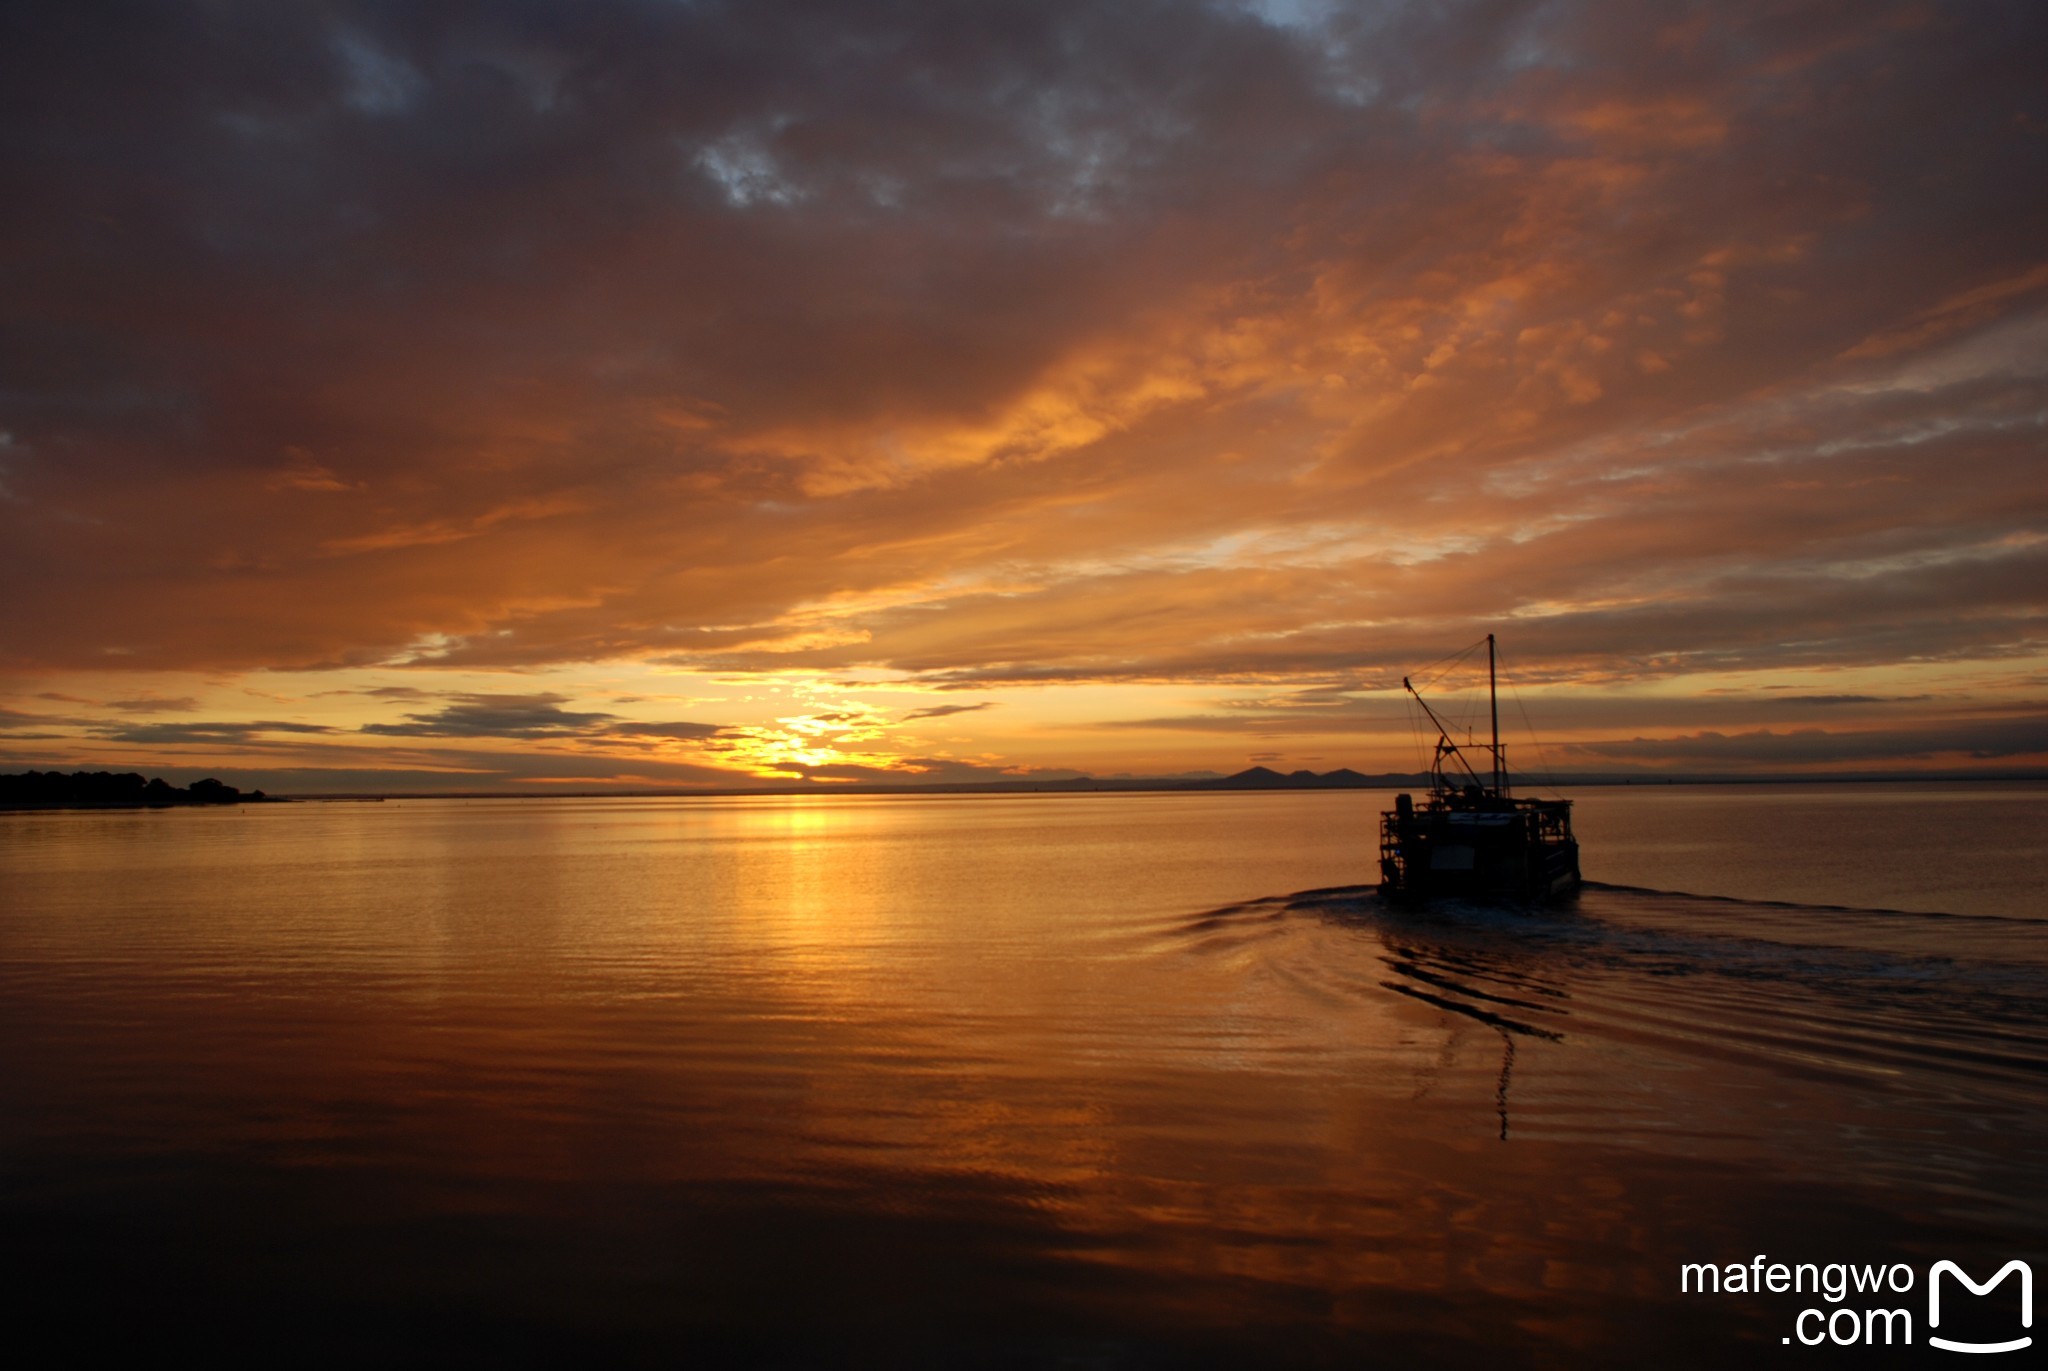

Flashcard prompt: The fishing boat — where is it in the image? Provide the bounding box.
[1378,634,1580,903]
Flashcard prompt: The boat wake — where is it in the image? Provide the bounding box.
[1163,880,2048,1199]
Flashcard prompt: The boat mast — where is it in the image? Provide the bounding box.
[1488,633,1501,793]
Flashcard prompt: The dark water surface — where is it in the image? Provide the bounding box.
[2,785,2043,1366]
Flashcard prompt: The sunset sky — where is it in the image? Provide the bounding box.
[4,0,2045,791]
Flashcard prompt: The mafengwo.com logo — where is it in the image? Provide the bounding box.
[1680,1255,2033,1351]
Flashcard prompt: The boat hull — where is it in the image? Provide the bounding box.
[1378,797,1580,904]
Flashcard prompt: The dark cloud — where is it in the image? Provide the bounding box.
[0,704,75,739]
[71,753,779,795]
[107,696,200,714]
[361,693,620,738]
[612,720,727,741]
[1566,715,2048,767]
[900,701,996,721]
[360,691,724,741]
[99,720,339,744]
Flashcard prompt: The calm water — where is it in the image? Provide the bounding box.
[2,784,2043,1366]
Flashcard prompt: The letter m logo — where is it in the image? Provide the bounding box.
[1929,1260,2033,1354]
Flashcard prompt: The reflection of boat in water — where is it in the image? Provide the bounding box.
[1378,634,1580,904]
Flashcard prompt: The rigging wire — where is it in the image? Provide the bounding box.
[1407,638,1486,691]
[1398,637,1565,796]
[1496,644,1564,795]
[1413,641,1486,745]
[1401,637,1486,777]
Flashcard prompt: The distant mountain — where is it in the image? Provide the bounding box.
[1202,765,1289,788]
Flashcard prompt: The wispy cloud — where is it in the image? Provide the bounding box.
[361,693,726,742]
[99,720,339,745]
[900,702,998,721]
[107,696,200,714]
[361,694,623,739]
[1566,715,2048,768]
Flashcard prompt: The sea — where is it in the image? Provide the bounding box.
[1,783,2043,1367]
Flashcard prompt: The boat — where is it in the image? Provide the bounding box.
[1378,635,1580,903]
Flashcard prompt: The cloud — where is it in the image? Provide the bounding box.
[781,757,1082,786]
[612,720,728,741]
[99,720,339,745]
[1566,715,2048,767]
[361,693,620,738]
[107,696,200,714]
[360,691,725,742]
[0,1,2043,783]
[900,701,997,721]
[265,447,357,494]
[1839,262,2048,359]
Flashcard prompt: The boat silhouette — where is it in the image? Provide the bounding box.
[1378,635,1580,903]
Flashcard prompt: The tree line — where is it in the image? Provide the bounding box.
[0,771,267,808]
